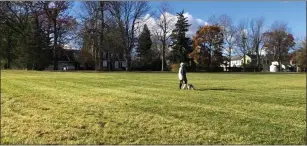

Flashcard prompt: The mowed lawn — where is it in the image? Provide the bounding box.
[1,70,306,144]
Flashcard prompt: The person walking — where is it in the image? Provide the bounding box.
[178,62,188,89]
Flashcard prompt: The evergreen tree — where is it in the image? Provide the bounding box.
[170,10,192,63]
[137,24,152,61]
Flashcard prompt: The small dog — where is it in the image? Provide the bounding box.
[182,84,195,90]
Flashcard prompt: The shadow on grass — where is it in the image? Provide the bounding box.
[196,88,238,91]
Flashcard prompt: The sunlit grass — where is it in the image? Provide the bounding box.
[1,70,305,144]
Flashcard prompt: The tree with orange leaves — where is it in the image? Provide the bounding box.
[190,25,224,69]
[263,21,295,71]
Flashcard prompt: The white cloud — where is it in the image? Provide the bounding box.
[136,14,157,34]
[183,12,208,37]
[135,11,208,38]
[243,29,248,35]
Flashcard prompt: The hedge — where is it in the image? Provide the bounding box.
[170,63,180,72]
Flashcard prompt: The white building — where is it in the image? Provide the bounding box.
[230,56,243,67]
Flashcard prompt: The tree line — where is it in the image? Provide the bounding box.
[0,1,305,72]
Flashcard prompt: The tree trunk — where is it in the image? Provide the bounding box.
[228,47,232,72]
[257,54,260,71]
[94,37,100,70]
[108,52,111,71]
[125,57,131,71]
[278,59,282,72]
[6,55,11,69]
[242,36,247,72]
[6,31,12,69]
[278,50,282,72]
[32,63,35,70]
[98,1,105,71]
[278,45,282,72]
[243,54,246,72]
[162,40,165,71]
[161,56,164,71]
[208,45,212,69]
[53,19,58,70]
[124,50,131,71]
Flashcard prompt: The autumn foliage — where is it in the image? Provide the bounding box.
[262,29,295,71]
[190,25,224,68]
[170,63,180,72]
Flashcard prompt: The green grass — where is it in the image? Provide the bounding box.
[1,70,306,144]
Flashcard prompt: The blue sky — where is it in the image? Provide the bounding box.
[148,1,306,39]
[71,1,305,39]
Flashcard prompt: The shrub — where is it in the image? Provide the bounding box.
[131,59,168,71]
[0,60,7,69]
[151,59,168,71]
[170,63,180,72]
[186,61,197,72]
[196,66,224,72]
[229,67,242,72]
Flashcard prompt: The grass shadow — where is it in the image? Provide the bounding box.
[196,88,238,91]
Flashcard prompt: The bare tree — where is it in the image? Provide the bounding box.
[208,14,219,25]
[217,14,237,71]
[151,33,162,60]
[43,1,72,70]
[293,38,306,71]
[250,17,265,71]
[263,21,295,71]
[0,2,32,35]
[79,1,102,70]
[108,1,150,71]
[99,1,106,70]
[154,2,174,71]
[235,19,250,72]
[79,1,112,70]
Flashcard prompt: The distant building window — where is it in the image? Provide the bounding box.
[119,53,124,59]
[122,61,126,67]
[119,62,122,68]
[103,60,107,67]
[114,61,119,69]
[103,52,108,59]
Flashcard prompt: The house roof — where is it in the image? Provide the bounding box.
[231,56,241,60]
[230,54,257,61]
[289,51,297,60]
[58,49,80,62]
[247,54,257,59]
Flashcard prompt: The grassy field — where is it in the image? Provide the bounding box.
[1,70,306,144]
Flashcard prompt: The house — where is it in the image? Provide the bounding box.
[101,51,126,70]
[289,52,296,65]
[220,54,260,71]
[78,40,127,70]
[288,52,298,72]
[46,45,127,71]
[270,61,287,72]
[97,37,127,70]
[261,56,270,72]
[57,47,80,70]
[219,56,241,71]
[229,54,257,67]
[230,56,243,67]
